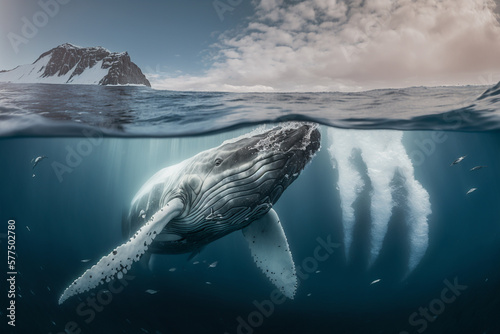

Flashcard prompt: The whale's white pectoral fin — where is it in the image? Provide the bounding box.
[58,198,184,305]
[242,209,297,299]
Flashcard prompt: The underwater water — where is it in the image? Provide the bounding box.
[1,83,500,334]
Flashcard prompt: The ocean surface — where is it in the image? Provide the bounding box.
[1,82,500,334]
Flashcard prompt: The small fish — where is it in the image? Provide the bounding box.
[32,155,48,169]
[32,174,36,178]
[450,155,467,166]
[209,261,218,268]
[307,293,312,297]
[81,259,91,263]
[205,281,212,285]
[315,270,321,274]
[470,166,487,171]
[370,279,381,285]
[169,267,176,272]
[47,286,51,291]
[26,226,30,232]
[466,188,477,195]
[192,261,199,265]
[145,289,158,294]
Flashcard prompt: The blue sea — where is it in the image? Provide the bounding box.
[1,82,500,334]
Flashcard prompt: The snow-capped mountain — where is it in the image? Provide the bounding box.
[0,43,151,87]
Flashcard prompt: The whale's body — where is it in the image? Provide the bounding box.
[59,123,321,304]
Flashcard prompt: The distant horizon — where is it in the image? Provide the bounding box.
[2,0,500,92]
[0,40,497,94]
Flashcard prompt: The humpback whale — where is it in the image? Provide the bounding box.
[59,122,321,305]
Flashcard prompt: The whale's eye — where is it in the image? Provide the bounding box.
[215,158,223,166]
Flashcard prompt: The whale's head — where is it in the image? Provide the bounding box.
[126,122,321,249]
[169,122,321,238]
[199,122,321,200]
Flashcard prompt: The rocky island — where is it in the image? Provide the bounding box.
[0,43,151,87]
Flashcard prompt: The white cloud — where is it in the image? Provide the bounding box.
[151,0,500,92]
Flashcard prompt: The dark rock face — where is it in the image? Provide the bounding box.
[34,43,151,87]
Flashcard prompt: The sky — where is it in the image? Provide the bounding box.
[1,0,500,92]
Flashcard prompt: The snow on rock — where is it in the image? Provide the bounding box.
[0,43,151,87]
